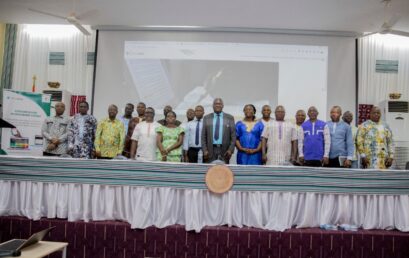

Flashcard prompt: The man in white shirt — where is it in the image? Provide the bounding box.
[183,105,205,163]
[130,107,159,161]
[261,105,298,165]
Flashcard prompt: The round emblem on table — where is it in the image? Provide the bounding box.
[205,165,234,194]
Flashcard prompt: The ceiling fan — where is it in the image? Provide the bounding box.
[28,8,92,36]
[359,0,409,38]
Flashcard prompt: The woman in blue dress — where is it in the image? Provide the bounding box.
[235,104,264,165]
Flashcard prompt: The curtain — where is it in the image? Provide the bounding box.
[12,25,95,99]
[1,180,409,233]
[0,24,17,100]
[358,34,409,105]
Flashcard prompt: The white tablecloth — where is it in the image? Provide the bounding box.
[1,180,408,232]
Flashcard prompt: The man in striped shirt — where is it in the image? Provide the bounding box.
[42,102,69,156]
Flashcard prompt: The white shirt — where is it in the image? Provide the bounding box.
[295,123,304,144]
[131,121,159,161]
[183,118,203,150]
[261,120,297,165]
[260,118,273,127]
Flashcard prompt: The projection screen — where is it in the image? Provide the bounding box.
[93,30,356,122]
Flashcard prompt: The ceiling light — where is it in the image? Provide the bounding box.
[24,24,78,38]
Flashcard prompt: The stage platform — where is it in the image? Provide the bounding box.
[1,156,409,257]
[1,216,408,258]
[1,156,409,233]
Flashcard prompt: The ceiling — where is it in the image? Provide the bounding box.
[0,0,409,34]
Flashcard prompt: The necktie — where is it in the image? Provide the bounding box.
[214,114,220,141]
[278,122,282,140]
[195,119,200,145]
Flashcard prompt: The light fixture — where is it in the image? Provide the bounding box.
[24,24,79,38]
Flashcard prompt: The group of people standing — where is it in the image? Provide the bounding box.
[41,98,394,169]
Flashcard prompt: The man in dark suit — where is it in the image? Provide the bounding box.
[202,98,236,163]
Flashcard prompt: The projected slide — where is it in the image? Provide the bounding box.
[124,41,328,119]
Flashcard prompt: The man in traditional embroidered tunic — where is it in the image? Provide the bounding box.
[130,107,159,161]
[261,105,297,165]
[68,101,97,158]
[357,106,394,169]
[299,106,331,167]
[94,105,125,159]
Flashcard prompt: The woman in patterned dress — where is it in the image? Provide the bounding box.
[156,111,185,162]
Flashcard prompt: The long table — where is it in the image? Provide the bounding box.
[1,156,409,232]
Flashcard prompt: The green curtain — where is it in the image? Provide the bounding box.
[0,24,17,103]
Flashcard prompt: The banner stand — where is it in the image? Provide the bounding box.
[1,90,51,156]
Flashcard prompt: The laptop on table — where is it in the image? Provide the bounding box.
[0,227,55,257]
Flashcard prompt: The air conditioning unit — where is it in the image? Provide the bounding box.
[379,100,409,142]
[379,100,409,169]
